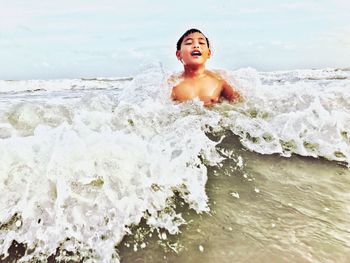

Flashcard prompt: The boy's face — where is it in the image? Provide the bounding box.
[176,32,211,66]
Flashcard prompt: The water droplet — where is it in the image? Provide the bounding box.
[199,245,204,252]
[230,192,240,199]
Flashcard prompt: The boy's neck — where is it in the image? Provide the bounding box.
[183,64,206,79]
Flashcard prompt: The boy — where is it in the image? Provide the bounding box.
[171,28,241,106]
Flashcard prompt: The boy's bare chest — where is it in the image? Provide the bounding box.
[176,78,222,100]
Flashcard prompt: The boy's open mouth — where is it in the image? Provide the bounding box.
[191,50,202,56]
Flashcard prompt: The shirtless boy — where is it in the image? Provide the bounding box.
[171,28,241,106]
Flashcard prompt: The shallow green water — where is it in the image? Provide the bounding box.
[119,134,350,263]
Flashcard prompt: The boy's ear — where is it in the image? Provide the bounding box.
[176,50,181,60]
[208,48,212,58]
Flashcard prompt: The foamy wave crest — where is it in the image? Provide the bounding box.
[0,66,223,262]
[217,68,350,165]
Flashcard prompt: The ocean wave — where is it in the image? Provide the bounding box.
[218,68,350,164]
[0,77,131,95]
[259,68,350,84]
[0,66,349,261]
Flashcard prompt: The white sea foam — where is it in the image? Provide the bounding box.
[0,66,349,261]
[218,67,350,164]
[0,67,222,262]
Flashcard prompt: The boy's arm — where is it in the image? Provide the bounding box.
[221,79,242,102]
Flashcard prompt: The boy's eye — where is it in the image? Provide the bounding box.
[199,42,206,45]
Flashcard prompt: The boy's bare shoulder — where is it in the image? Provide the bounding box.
[168,72,183,87]
[169,73,184,99]
[205,70,230,84]
[210,69,230,80]
[204,70,219,78]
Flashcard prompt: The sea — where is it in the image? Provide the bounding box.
[0,66,350,263]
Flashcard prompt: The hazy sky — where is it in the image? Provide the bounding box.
[1,0,349,80]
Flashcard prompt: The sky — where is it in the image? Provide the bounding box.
[0,0,349,80]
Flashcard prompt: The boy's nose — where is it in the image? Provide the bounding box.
[193,42,199,48]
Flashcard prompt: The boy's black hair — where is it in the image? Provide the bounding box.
[176,28,210,51]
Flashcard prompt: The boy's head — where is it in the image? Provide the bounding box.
[176,28,211,66]
[176,28,210,51]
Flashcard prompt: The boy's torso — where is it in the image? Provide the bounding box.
[172,71,223,105]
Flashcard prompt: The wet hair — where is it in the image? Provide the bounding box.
[176,28,210,51]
